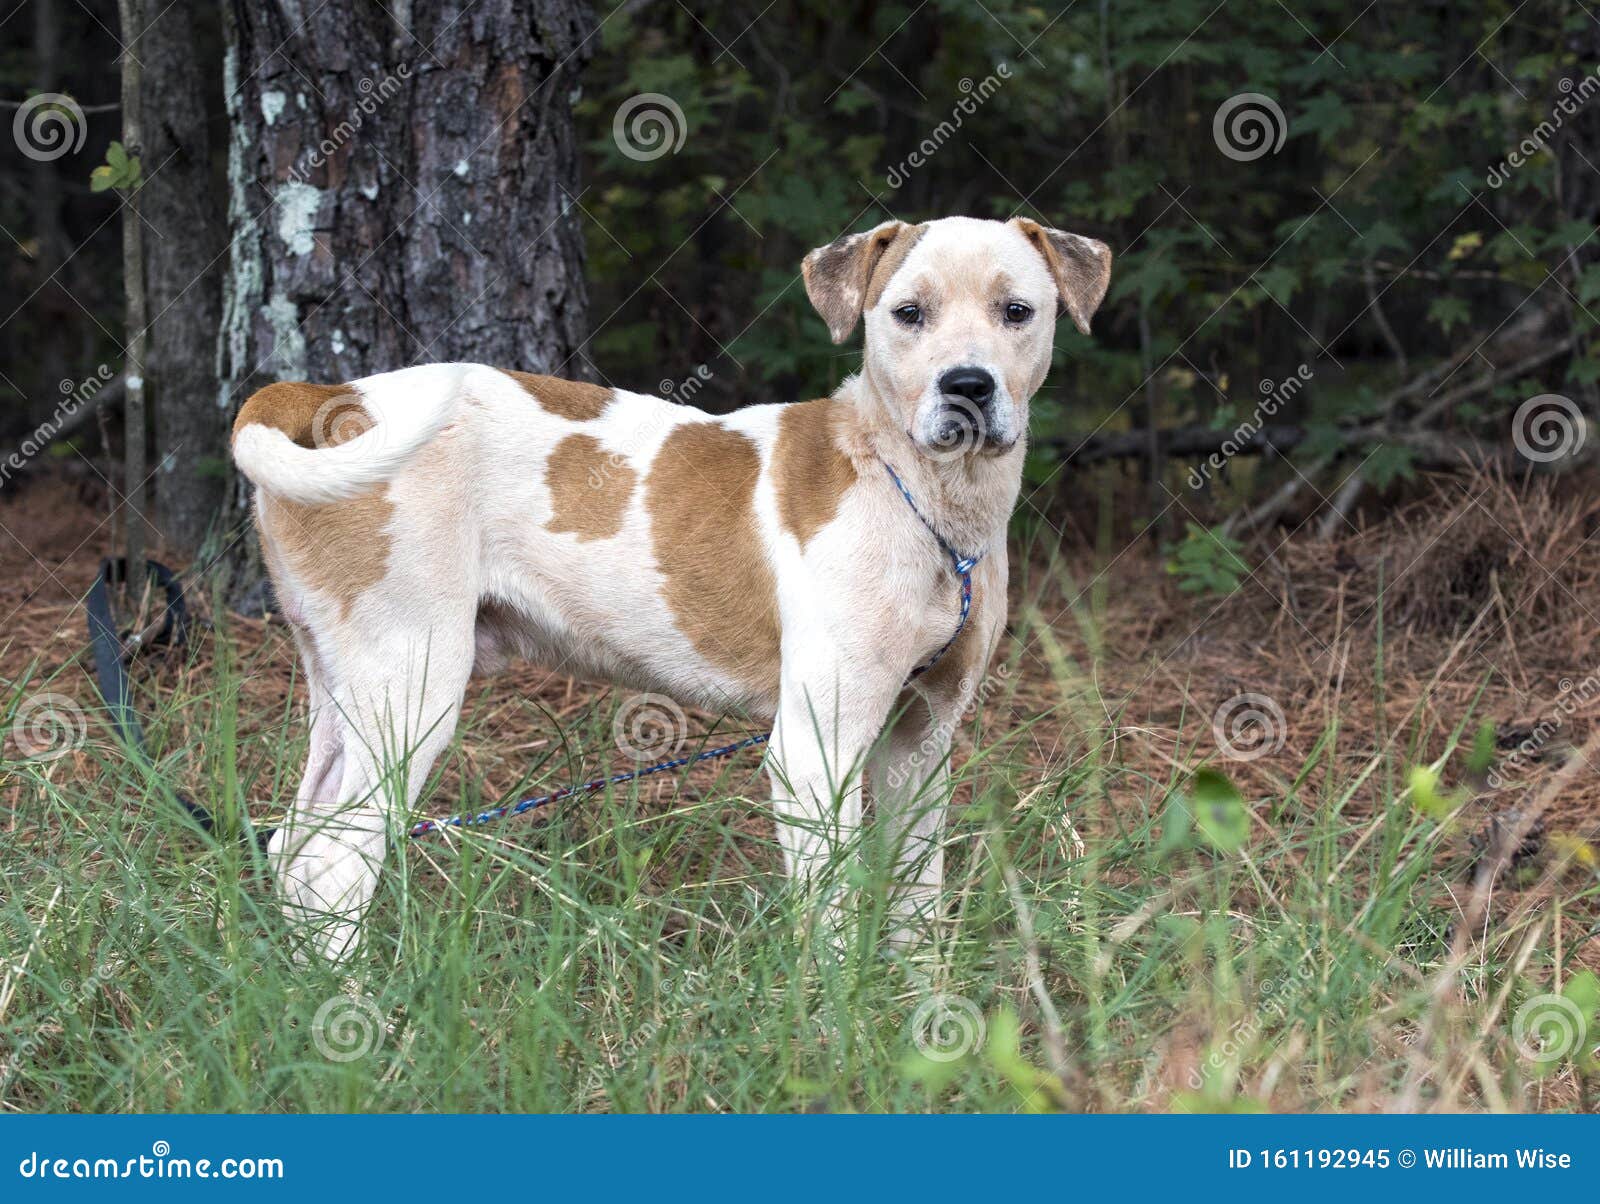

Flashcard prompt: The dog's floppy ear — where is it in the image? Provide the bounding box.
[801,220,905,344]
[1011,217,1113,336]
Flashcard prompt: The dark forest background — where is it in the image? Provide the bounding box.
[1,0,1597,581]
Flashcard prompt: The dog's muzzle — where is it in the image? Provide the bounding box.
[927,367,1014,454]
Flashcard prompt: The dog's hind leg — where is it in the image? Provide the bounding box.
[274,620,474,962]
[267,630,345,905]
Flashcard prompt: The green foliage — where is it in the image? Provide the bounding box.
[1164,523,1249,595]
[575,0,1592,523]
[4,560,1598,1113]
[89,140,142,193]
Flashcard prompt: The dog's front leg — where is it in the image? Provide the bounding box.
[869,693,964,947]
[766,669,898,929]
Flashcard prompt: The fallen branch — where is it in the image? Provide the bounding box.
[1040,422,1517,471]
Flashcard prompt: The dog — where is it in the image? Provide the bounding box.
[231,215,1111,960]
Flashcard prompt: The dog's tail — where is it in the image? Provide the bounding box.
[231,373,457,506]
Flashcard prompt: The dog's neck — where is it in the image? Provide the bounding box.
[834,373,1023,559]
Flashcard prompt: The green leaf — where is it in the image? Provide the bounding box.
[1427,295,1470,334]
[1294,93,1354,144]
[1190,768,1250,852]
[1466,720,1496,777]
[1408,765,1462,821]
[1157,789,1195,859]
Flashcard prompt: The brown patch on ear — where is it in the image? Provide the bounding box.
[646,423,781,699]
[504,371,614,422]
[863,223,927,311]
[1011,217,1113,336]
[773,398,858,549]
[257,488,395,622]
[801,221,905,344]
[545,433,636,542]
[232,381,368,447]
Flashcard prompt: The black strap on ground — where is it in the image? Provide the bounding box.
[86,557,220,835]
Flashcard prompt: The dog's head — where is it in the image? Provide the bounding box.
[802,216,1111,457]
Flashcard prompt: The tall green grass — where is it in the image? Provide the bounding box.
[2,575,1595,1114]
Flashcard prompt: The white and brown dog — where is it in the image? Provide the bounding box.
[231,215,1111,959]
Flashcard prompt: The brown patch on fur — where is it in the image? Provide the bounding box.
[504,371,613,422]
[863,223,927,310]
[646,423,781,697]
[232,381,369,447]
[545,433,636,542]
[773,398,858,549]
[1010,217,1113,335]
[257,489,394,622]
[236,380,391,621]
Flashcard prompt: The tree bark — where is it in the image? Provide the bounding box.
[117,0,149,586]
[218,0,596,601]
[143,2,226,559]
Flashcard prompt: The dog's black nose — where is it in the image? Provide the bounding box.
[938,367,996,407]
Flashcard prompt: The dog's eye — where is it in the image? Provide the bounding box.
[1003,302,1033,325]
[892,304,922,326]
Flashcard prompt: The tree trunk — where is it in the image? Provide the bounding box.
[218,0,596,602]
[31,0,68,421]
[143,2,226,560]
[117,0,149,587]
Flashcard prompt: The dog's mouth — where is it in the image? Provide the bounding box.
[912,400,1018,458]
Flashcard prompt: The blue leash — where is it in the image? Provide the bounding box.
[408,460,984,839]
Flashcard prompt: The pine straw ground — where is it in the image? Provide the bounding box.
[2,464,1599,1112]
